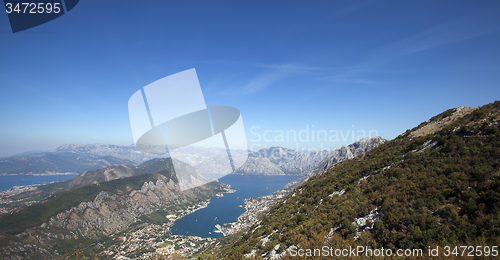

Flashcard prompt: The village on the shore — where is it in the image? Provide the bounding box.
[218,189,289,236]
[95,187,291,259]
[0,180,293,259]
[0,185,42,214]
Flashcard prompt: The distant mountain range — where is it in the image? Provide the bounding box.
[0,140,386,176]
[235,137,386,176]
[0,144,162,175]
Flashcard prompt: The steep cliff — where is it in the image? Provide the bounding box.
[0,158,229,259]
[44,176,219,238]
[291,136,387,188]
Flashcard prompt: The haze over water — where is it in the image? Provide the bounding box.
[0,175,78,192]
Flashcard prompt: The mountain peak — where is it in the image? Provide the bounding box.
[408,106,476,138]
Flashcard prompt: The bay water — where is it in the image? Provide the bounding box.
[170,174,299,238]
[0,175,78,192]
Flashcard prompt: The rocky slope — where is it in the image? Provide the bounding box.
[0,158,182,214]
[208,101,500,259]
[44,175,220,238]
[0,158,229,259]
[214,136,386,239]
[235,137,385,177]
[291,136,387,188]
[235,147,332,175]
[235,157,286,175]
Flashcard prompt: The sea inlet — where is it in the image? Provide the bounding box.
[170,174,299,238]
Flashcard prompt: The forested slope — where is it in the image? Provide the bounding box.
[205,101,500,259]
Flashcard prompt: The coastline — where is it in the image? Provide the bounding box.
[0,172,79,176]
[220,188,292,236]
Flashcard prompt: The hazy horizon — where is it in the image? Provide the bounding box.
[2,1,500,157]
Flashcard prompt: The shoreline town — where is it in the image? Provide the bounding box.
[0,177,295,259]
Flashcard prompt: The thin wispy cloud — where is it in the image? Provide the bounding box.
[231,71,287,95]
[376,12,500,63]
[203,7,500,89]
[320,77,383,85]
[201,61,340,95]
[322,8,500,84]
[256,63,340,73]
[231,63,339,95]
[199,60,340,73]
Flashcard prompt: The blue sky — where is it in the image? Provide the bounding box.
[1,0,500,157]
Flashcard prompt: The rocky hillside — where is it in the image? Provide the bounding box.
[0,158,209,214]
[206,101,500,259]
[0,158,229,259]
[235,137,385,176]
[44,174,219,238]
[290,136,386,188]
[249,147,331,175]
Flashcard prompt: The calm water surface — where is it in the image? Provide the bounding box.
[170,174,298,238]
[0,175,78,192]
